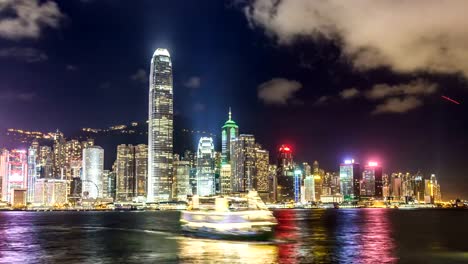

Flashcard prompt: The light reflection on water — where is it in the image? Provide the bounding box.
[0,210,467,263]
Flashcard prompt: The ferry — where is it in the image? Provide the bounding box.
[180,191,277,241]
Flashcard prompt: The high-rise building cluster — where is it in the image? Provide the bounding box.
[0,132,103,207]
[0,48,445,207]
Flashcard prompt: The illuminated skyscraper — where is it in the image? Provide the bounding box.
[276,145,294,202]
[0,149,28,203]
[38,146,53,178]
[115,144,135,201]
[220,164,232,194]
[254,147,269,196]
[173,158,191,201]
[82,146,104,199]
[339,159,361,201]
[221,108,239,163]
[134,144,148,197]
[148,48,173,202]
[361,161,383,198]
[303,175,315,202]
[230,134,256,192]
[27,141,39,203]
[196,137,215,196]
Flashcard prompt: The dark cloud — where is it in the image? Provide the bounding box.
[183,76,201,89]
[0,47,47,63]
[0,0,64,40]
[257,78,302,105]
[130,69,147,83]
[245,0,468,78]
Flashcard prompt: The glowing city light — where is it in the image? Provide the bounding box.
[368,161,378,167]
[344,159,354,164]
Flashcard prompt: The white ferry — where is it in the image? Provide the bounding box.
[180,191,277,241]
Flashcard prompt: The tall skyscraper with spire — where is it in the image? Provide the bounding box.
[221,108,239,164]
[148,48,174,202]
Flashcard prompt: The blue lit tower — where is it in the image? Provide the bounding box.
[339,159,361,201]
[148,48,173,202]
[221,108,239,164]
[196,137,215,196]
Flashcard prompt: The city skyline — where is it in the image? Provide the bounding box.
[0,0,467,200]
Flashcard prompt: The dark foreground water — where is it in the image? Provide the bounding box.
[0,209,467,264]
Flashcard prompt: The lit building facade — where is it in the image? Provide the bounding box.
[254,147,269,198]
[148,48,173,202]
[173,159,191,201]
[134,144,148,197]
[221,108,239,163]
[33,179,68,206]
[82,146,104,199]
[276,145,294,202]
[303,175,315,202]
[196,137,215,196]
[220,164,232,194]
[115,144,135,201]
[339,159,361,201]
[230,135,256,192]
[27,141,40,203]
[360,162,383,198]
[1,149,28,203]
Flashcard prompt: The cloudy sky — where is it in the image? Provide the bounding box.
[0,0,467,198]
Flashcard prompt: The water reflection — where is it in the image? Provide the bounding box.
[335,209,397,263]
[274,209,300,263]
[178,238,278,263]
[0,212,44,263]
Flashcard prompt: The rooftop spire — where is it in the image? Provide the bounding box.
[228,107,232,120]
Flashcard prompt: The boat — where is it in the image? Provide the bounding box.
[180,191,277,241]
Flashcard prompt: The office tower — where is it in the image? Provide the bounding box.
[105,171,117,200]
[196,137,215,196]
[413,171,424,202]
[148,48,173,202]
[361,161,383,198]
[429,174,442,203]
[173,159,191,201]
[82,146,104,199]
[268,164,277,202]
[254,147,269,200]
[339,159,361,201]
[38,146,53,178]
[330,172,340,195]
[134,144,148,197]
[102,170,110,198]
[293,168,302,203]
[1,149,27,203]
[52,130,67,178]
[303,175,315,202]
[115,144,135,201]
[11,189,27,207]
[276,145,294,202]
[214,151,222,194]
[221,108,239,163]
[312,161,324,201]
[27,141,40,203]
[184,150,198,195]
[322,172,332,196]
[64,139,82,179]
[382,174,390,199]
[33,179,67,206]
[220,164,232,194]
[392,174,402,201]
[230,134,256,192]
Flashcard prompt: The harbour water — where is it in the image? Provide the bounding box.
[0,209,467,263]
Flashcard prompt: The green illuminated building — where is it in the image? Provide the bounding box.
[221,108,239,164]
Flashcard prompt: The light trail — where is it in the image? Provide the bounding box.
[441,95,460,105]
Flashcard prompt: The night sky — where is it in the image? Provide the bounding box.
[0,0,467,199]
